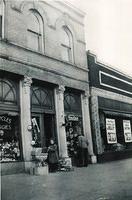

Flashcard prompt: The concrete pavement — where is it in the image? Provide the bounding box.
[2,158,132,200]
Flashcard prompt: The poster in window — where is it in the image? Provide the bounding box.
[123,120,132,143]
[106,118,117,144]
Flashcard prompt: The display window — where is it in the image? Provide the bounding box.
[100,111,132,152]
[65,115,83,160]
[0,114,21,162]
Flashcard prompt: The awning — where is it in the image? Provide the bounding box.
[103,110,132,118]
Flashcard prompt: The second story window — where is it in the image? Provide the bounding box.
[0,0,4,38]
[27,9,44,52]
[60,26,74,63]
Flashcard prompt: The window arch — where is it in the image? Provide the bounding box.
[0,0,5,38]
[31,86,54,110]
[60,26,74,63]
[64,92,81,113]
[27,9,44,52]
[0,79,17,104]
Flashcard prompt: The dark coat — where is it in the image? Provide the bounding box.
[47,144,59,164]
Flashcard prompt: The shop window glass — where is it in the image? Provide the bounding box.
[0,79,17,104]
[100,111,132,153]
[27,9,44,52]
[0,15,2,37]
[0,115,21,162]
[60,26,74,63]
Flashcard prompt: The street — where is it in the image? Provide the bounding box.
[2,158,132,200]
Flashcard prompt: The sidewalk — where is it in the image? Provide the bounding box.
[2,158,132,200]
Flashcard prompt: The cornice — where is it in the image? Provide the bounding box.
[90,87,132,104]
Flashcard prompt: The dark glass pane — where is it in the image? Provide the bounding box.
[0,15,2,37]
[0,80,17,104]
[31,86,53,110]
[64,93,81,113]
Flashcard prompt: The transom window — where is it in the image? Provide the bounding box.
[31,86,54,110]
[0,79,17,104]
[64,92,81,113]
[60,26,74,63]
[27,9,44,52]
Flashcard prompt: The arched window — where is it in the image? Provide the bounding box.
[0,0,5,38]
[27,9,44,52]
[64,92,81,113]
[31,86,54,110]
[60,26,74,63]
[0,79,17,104]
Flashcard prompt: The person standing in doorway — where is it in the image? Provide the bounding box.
[47,139,59,172]
[77,134,89,167]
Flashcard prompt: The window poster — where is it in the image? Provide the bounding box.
[106,118,117,144]
[123,120,132,143]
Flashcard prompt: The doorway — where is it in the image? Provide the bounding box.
[31,113,56,149]
[44,114,55,148]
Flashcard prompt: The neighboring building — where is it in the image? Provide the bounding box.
[88,52,132,162]
[0,0,95,174]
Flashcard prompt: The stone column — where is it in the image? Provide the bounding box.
[81,91,97,163]
[91,95,104,155]
[20,76,32,170]
[55,85,68,158]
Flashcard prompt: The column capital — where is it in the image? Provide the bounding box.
[23,76,32,87]
[82,90,90,100]
[57,85,65,94]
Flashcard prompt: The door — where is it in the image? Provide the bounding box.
[44,114,55,148]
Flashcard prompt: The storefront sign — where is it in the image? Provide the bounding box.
[106,118,117,144]
[0,115,12,130]
[68,115,79,121]
[123,120,132,143]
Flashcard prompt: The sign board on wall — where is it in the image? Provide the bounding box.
[106,118,117,144]
[123,120,132,143]
[67,115,79,121]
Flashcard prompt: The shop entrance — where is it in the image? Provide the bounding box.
[31,83,56,150]
[31,113,56,150]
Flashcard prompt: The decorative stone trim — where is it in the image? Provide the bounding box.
[91,87,132,104]
[23,76,32,87]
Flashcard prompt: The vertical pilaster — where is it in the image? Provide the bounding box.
[81,91,97,163]
[91,95,103,154]
[55,85,68,158]
[20,76,32,166]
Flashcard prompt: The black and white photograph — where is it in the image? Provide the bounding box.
[0,0,132,200]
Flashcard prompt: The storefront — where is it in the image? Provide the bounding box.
[99,97,132,161]
[31,81,56,150]
[64,89,83,165]
[88,53,132,162]
[0,73,23,172]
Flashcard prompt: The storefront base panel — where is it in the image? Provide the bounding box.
[1,162,25,175]
[97,150,132,163]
